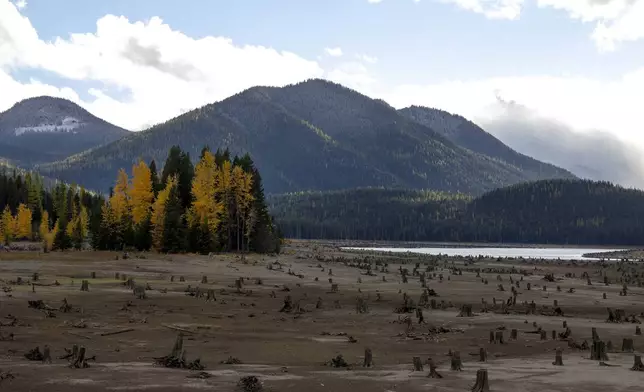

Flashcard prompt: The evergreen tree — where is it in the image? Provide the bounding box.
[151,176,175,251]
[161,182,187,253]
[149,160,161,196]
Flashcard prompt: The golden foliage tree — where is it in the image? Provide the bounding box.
[151,176,176,251]
[111,169,131,222]
[189,151,221,234]
[39,211,55,252]
[130,160,154,226]
[1,206,14,244]
[15,204,33,240]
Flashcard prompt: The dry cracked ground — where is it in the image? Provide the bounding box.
[0,239,643,391]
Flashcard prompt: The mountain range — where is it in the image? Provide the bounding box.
[0,96,130,166]
[19,79,574,194]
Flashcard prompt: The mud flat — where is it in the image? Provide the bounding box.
[1,239,644,391]
[582,249,644,261]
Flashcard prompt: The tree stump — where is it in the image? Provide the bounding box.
[495,331,504,344]
[471,369,490,392]
[206,289,216,302]
[603,293,606,299]
[450,351,463,371]
[115,272,120,280]
[201,275,208,284]
[279,296,293,313]
[133,285,146,299]
[334,300,341,309]
[553,299,558,307]
[592,328,599,342]
[331,283,339,292]
[636,326,642,336]
[427,358,442,378]
[490,331,495,343]
[412,356,423,371]
[363,348,373,367]
[179,276,185,282]
[459,304,473,317]
[511,329,518,340]
[590,340,609,361]
[552,348,563,366]
[70,346,90,369]
[527,283,531,290]
[540,330,547,340]
[80,280,89,292]
[328,269,333,276]
[622,338,634,353]
[91,272,96,279]
[235,279,243,292]
[479,347,487,362]
[563,321,567,329]
[552,330,556,340]
[631,355,644,371]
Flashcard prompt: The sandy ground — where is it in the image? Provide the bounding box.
[0,240,643,391]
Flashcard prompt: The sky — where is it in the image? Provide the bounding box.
[1,0,644,185]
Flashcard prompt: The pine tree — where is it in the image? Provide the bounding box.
[162,181,186,253]
[149,160,161,196]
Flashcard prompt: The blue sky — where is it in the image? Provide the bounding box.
[2,0,644,186]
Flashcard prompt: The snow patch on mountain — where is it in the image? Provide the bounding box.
[14,117,84,136]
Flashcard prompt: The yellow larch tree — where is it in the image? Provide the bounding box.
[151,176,176,251]
[130,160,154,226]
[1,206,14,244]
[110,169,131,222]
[15,204,33,240]
[189,151,221,236]
[39,211,54,252]
[79,205,89,239]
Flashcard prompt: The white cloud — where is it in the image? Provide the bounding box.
[12,0,25,9]
[368,0,383,3]
[324,47,343,57]
[441,0,644,51]
[0,0,324,129]
[356,53,378,64]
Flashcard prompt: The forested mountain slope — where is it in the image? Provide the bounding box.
[38,80,574,194]
[270,179,644,246]
[398,106,571,180]
[0,97,130,166]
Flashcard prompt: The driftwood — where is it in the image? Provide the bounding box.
[162,324,194,334]
[100,328,135,336]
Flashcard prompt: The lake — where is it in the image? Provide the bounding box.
[343,247,624,260]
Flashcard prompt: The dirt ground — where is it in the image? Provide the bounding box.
[1,239,644,391]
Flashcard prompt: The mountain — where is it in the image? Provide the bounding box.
[271,179,644,246]
[398,106,571,179]
[0,96,130,166]
[37,79,575,194]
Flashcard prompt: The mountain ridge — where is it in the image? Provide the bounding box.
[35,79,575,194]
[0,96,131,166]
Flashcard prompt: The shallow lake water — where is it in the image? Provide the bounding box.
[344,246,624,260]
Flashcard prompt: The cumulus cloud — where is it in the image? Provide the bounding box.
[0,0,325,129]
[12,0,25,10]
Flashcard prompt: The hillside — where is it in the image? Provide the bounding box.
[271,179,644,246]
[0,96,130,166]
[38,79,574,194]
[398,106,571,180]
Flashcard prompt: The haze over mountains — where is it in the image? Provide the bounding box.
[24,79,577,195]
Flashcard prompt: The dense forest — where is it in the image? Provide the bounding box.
[0,146,280,253]
[36,79,574,195]
[269,179,644,246]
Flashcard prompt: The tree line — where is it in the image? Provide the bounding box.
[270,180,644,246]
[0,146,280,253]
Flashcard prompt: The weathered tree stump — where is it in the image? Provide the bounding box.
[495,331,504,344]
[201,275,208,284]
[450,351,463,371]
[540,330,547,340]
[527,283,531,290]
[70,346,90,369]
[331,283,339,292]
[490,331,495,343]
[412,356,423,371]
[79,280,89,291]
[563,320,567,329]
[552,330,556,340]
[631,355,644,371]
[553,348,563,366]
[91,272,96,279]
[636,326,642,336]
[603,293,607,299]
[235,279,243,292]
[459,304,473,317]
[280,296,293,313]
[206,289,216,302]
[510,329,518,340]
[592,328,600,342]
[479,347,487,362]
[427,358,442,378]
[590,340,609,361]
[115,272,120,280]
[60,298,72,313]
[553,299,558,307]
[363,348,373,367]
[471,368,490,392]
[622,338,634,353]
[133,285,146,299]
[356,296,369,314]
